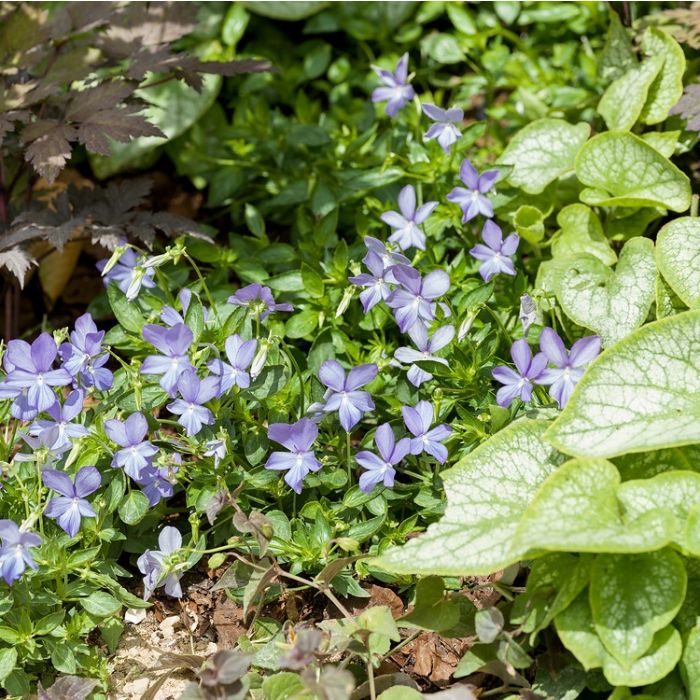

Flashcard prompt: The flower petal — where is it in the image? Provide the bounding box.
[318,360,346,392]
[539,328,569,368]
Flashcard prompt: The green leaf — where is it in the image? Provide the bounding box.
[398,576,463,632]
[81,591,123,617]
[107,283,144,334]
[512,205,545,245]
[555,591,607,670]
[118,490,150,525]
[374,420,564,576]
[285,308,318,339]
[640,28,686,125]
[590,551,686,664]
[499,118,590,194]
[422,32,465,64]
[656,217,700,307]
[550,204,617,266]
[301,263,325,298]
[556,237,656,347]
[243,1,328,20]
[184,293,205,343]
[656,274,687,319]
[598,11,636,81]
[514,458,674,554]
[245,204,266,238]
[642,130,680,158]
[680,624,700,699]
[262,671,312,700]
[545,310,700,457]
[576,132,691,211]
[357,605,400,642]
[597,55,663,131]
[0,648,16,683]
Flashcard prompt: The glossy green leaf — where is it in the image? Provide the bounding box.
[550,203,617,266]
[642,130,680,158]
[374,420,563,575]
[107,283,145,334]
[576,132,691,211]
[656,217,700,307]
[555,237,656,347]
[499,118,590,194]
[546,310,700,457]
[590,551,686,664]
[640,28,686,125]
[118,490,150,525]
[80,591,123,617]
[555,590,607,670]
[0,648,16,683]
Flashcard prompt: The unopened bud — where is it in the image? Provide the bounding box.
[336,286,355,318]
[100,244,129,277]
[250,340,269,378]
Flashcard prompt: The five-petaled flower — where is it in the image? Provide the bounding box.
[402,401,452,464]
[470,221,519,282]
[28,389,88,451]
[356,423,410,493]
[0,520,41,585]
[59,313,113,391]
[371,52,415,117]
[492,338,547,408]
[394,323,455,387]
[386,264,450,333]
[43,466,101,538]
[447,159,499,222]
[227,283,293,320]
[265,419,322,494]
[208,334,257,394]
[105,412,158,480]
[318,360,378,432]
[136,464,176,506]
[380,185,438,251]
[538,328,600,408]
[141,323,194,397]
[97,248,156,301]
[422,104,463,153]
[349,251,396,313]
[166,369,219,437]
[137,526,184,600]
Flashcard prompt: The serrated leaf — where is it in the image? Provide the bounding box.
[656,217,700,308]
[590,551,686,664]
[670,82,700,132]
[550,204,617,266]
[0,246,35,286]
[640,28,686,125]
[498,118,590,194]
[545,310,700,457]
[514,458,674,554]
[556,237,656,346]
[22,120,76,183]
[576,132,691,211]
[374,419,564,576]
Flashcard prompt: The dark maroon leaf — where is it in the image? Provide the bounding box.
[21,120,77,182]
[66,82,133,122]
[670,82,700,131]
[75,106,165,155]
[37,675,99,700]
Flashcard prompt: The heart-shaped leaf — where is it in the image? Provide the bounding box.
[550,203,617,266]
[554,591,607,671]
[374,419,564,576]
[576,132,691,211]
[499,118,590,194]
[556,237,656,347]
[590,550,686,664]
[640,28,686,125]
[546,310,700,457]
[656,217,700,307]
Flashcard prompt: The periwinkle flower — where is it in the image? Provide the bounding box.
[538,328,601,408]
[28,389,87,451]
[14,428,71,464]
[519,294,538,334]
[0,333,72,413]
[470,221,519,282]
[371,52,415,117]
[386,264,450,333]
[394,324,455,387]
[59,313,113,391]
[492,339,547,408]
[356,423,410,493]
[97,248,156,301]
[141,323,194,397]
[348,252,395,313]
[137,526,184,600]
[0,520,41,585]
[318,360,378,432]
[363,237,410,270]
[161,289,210,328]
[136,464,176,506]
[166,369,218,437]
[104,412,158,480]
[380,185,438,251]
[447,159,499,222]
[207,334,257,394]
[227,283,293,320]
[422,104,463,153]
[265,419,321,494]
[204,438,227,468]
[42,466,101,538]
[401,401,452,464]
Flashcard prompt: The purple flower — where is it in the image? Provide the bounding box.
[447,159,499,223]
[386,264,450,333]
[380,185,438,251]
[363,237,410,270]
[356,423,410,493]
[401,401,452,464]
[161,289,209,327]
[227,283,293,320]
[207,334,257,394]
[470,221,519,282]
[166,369,218,437]
[136,464,176,506]
[42,466,101,538]
[538,329,601,408]
[59,313,113,391]
[492,339,548,408]
[371,52,415,117]
[318,360,378,431]
[394,324,455,387]
[0,520,41,585]
[137,526,183,600]
[0,333,72,413]
[265,418,321,494]
[204,438,227,468]
[141,323,194,397]
[14,428,71,464]
[97,248,156,301]
[104,412,158,480]
[349,252,395,313]
[28,389,88,451]
[422,104,463,153]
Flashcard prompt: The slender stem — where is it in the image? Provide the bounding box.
[691,194,699,218]
[184,252,221,324]
[346,431,352,480]
[380,629,422,662]
[367,660,377,700]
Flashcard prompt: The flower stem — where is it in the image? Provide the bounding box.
[346,431,352,480]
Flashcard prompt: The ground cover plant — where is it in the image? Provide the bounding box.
[0,1,700,699]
